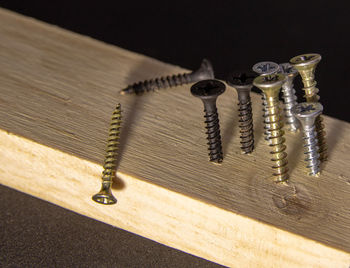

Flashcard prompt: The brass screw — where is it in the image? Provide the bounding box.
[253,74,289,183]
[290,53,327,162]
[92,103,122,205]
[120,59,214,95]
[252,61,280,143]
[292,102,323,176]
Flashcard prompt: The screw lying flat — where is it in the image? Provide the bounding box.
[120,58,214,95]
[252,61,280,143]
[279,63,300,132]
[290,53,327,162]
[226,71,257,154]
[191,79,225,163]
[253,74,289,183]
[92,103,122,205]
[292,102,323,176]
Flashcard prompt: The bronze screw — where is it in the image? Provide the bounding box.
[252,61,280,142]
[290,53,327,162]
[253,74,289,183]
[191,79,225,163]
[92,103,122,205]
[120,59,214,95]
[226,71,257,154]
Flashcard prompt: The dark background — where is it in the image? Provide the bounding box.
[0,1,349,267]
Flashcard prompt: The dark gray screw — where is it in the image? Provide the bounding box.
[226,71,257,154]
[120,59,214,95]
[292,102,323,176]
[252,61,280,143]
[191,79,225,163]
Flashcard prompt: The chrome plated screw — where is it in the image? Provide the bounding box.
[279,63,300,132]
[292,102,323,176]
[252,61,280,142]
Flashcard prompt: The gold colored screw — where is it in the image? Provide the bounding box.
[92,103,122,205]
[290,53,327,162]
[253,74,289,183]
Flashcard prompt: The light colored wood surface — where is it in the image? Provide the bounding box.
[0,8,349,267]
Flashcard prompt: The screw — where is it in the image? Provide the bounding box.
[120,58,214,95]
[226,70,257,154]
[92,103,122,205]
[191,79,225,163]
[292,102,323,176]
[279,63,300,132]
[290,53,327,162]
[253,74,289,183]
[252,61,280,142]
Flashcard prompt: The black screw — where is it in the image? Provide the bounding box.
[227,71,257,154]
[120,59,214,95]
[191,79,225,163]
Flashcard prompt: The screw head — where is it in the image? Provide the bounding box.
[252,61,280,75]
[253,73,285,97]
[226,70,257,89]
[292,102,323,118]
[291,102,323,129]
[191,58,215,81]
[279,63,298,79]
[191,79,225,100]
[290,53,321,69]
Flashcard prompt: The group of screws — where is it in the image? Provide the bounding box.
[93,54,328,205]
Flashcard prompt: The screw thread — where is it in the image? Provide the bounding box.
[303,125,321,176]
[92,103,122,205]
[262,93,272,142]
[204,108,223,163]
[281,82,299,131]
[238,97,254,153]
[121,73,192,95]
[315,115,328,161]
[266,96,289,182]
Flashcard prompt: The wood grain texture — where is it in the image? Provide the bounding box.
[0,8,349,267]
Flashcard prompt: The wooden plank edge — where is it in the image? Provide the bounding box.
[1,129,349,267]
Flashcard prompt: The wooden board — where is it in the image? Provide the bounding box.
[0,8,349,267]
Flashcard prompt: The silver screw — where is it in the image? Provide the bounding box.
[252,61,280,142]
[279,63,300,132]
[292,102,323,176]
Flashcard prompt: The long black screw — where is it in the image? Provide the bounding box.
[191,79,225,163]
[226,71,257,154]
[120,59,214,95]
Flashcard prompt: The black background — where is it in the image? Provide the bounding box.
[1,1,349,267]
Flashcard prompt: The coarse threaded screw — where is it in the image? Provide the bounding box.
[191,79,225,163]
[252,61,280,142]
[120,58,214,95]
[226,70,257,154]
[292,102,323,176]
[290,53,327,162]
[92,103,122,205]
[279,63,300,132]
[253,73,289,183]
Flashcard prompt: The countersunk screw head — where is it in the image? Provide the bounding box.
[292,102,323,127]
[253,73,285,97]
[252,61,280,75]
[226,70,257,101]
[279,63,298,79]
[290,53,322,68]
[190,58,215,81]
[191,79,225,106]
